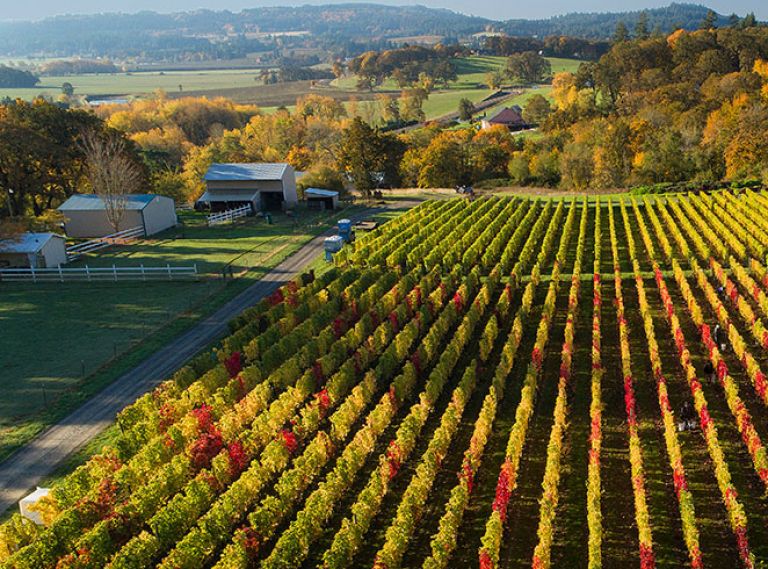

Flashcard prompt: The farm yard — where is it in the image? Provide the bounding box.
[5,190,768,568]
[0,207,358,464]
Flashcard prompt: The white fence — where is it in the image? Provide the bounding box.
[207,204,251,226]
[0,264,198,283]
[66,226,145,260]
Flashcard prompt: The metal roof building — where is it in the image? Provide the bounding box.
[198,163,298,212]
[304,188,340,210]
[0,233,68,268]
[58,194,177,238]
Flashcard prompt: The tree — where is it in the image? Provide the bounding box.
[338,118,405,196]
[61,82,74,96]
[485,70,504,90]
[79,129,145,233]
[506,52,551,84]
[0,66,38,88]
[742,13,757,29]
[613,21,629,43]
[522,94,551,125]
[458,98,475,121]
[634,11,649,40]
[700,10,717,30]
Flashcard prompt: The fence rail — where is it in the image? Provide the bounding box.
[66,226,145,260]
[0,264,198,283]
[207,204,251,226]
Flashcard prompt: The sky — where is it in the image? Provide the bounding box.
[1,0,766,22]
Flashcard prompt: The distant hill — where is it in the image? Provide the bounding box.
[501,3,734,38]
[0,3,754,60]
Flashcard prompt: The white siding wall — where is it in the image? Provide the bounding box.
[41,237,68,267]
[61,210,144,238]
[142,196,177,236]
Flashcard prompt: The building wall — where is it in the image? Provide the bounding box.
[61,209,144,238]
[281,166,298,205]
[0,252,30,268]
[142,197,177,236]
[41,237,68,268]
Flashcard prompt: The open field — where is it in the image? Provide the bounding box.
[0,69,272,101]
[3,190,768,567]
[0,208,352,463]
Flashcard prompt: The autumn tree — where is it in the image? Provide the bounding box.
[458,98,475,121]
[522,94,552,125]
[506,52,551,84]
[338,118,405,196]
[79,129,145,232]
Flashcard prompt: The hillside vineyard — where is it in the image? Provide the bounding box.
[4,193,768,568]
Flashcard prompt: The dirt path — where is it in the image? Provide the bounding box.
[0,206,396,515]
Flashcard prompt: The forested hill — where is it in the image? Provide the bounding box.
[502,3,734,38]
[0,3,751,59]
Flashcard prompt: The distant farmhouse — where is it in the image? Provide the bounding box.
[58,194,177,238]
[0,232,67,268]
[481,106,528,131]
[199,163,299,212]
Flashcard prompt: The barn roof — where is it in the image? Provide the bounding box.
[305,188,339,198]
[198,190,259,202]
[58,194,157,211]
[0,233,64,254]
[204,163,289,182]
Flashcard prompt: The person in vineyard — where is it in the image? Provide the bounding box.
[678,400,697,432]
[703,361,716,384]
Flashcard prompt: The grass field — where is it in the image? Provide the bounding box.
[0,69,273,101]
[0,207,352,462]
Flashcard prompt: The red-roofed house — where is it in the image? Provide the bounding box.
[481,106,528,131]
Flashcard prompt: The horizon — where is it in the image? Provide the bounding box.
[1,0,766,23]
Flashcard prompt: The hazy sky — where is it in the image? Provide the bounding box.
[2,1,766,22]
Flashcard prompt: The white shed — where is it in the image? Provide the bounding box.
[198,163,299,212]
[58,194,177,238]
[0,233,68,268]
[19,487,50,525]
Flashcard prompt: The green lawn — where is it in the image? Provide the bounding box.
[0,207,355,461]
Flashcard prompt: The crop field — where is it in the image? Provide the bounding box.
[5,190,768,568]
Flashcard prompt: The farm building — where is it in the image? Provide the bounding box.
[0,232,67,268]
[198,163,299,212]
[481,106,528,131]
[58,194,177,238]
[304,188,340,210]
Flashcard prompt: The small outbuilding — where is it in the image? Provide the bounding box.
[58,194,177,238]
[481,106,528,131]
[19,487,50,525]
[304,188,340,211]
[0,233,67,268]
[198,163,299,212]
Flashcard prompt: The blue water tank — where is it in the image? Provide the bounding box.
[338,219,353,242]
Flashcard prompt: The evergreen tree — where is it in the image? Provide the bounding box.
[613,21,629,43]
[634,12,649,39]
[700,9,717,30]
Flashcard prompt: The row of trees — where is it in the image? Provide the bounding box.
[348,45,461,91]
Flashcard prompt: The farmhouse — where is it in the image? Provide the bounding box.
[199,163,299,212]
[0,232,67,268]
[481,105,528,131]
[58,194,177,238]
[304,188,340,211]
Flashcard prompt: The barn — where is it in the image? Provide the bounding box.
[198,163,299,212]
[58,194,177,238]
[0,233,68,268]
